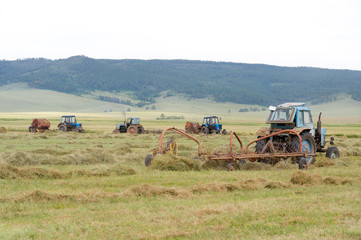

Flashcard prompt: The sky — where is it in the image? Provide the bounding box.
[1,0,361,70]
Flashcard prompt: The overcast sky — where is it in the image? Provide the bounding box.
[1,0,360,70]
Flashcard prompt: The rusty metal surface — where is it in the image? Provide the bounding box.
[158,127,202,156]
[185,122,201,134]
[155,127,312,166]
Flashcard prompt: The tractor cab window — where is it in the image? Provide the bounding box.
[303,111,312,124]
[70,116,76,123]
[270,108,294,121]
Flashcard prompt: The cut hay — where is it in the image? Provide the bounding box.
[290,171,322,185]
[109,164,136,176]
[0,127,6,133]
[323,176,354,185]
[265,181,291,189]
[15,190,72,202]
[192,178,267,193]
[239,162,271,171]
[314,157,335,168]
[0,165,68,179]
[150,154,200,171]
[123,184,191,198]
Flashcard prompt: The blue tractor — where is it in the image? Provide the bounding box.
[201,116,227,134]
[58,115,85,133]
[256,103,339,169]
[113,117,145,134]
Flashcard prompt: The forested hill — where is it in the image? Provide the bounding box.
[1,55,360,106]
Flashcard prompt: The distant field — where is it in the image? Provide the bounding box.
[0,83,360,124]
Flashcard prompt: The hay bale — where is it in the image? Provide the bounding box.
[290,171,322,185]
[150,154,200,171]
[0,127,6,133]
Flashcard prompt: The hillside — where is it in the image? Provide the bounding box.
[1,56,361,106]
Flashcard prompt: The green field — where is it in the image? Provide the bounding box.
[0,113,360,240]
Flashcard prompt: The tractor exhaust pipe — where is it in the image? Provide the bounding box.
[317,112,322,135]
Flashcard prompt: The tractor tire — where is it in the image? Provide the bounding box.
[227,162,236,171]
[78,127,85,133]
[127,126,137,134]
[222,129,227,135]
[298,158,308,170]
[29,126,37,133]
[201,126,209,134]
[326,147,340,160]
[138,126,145,134]
[59,125,67,132]
[145,155,153,167]
[291,132,316,167]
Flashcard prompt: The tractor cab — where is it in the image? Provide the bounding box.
[266,103,315,133]
[61,115,77,125]
[126,117,140,126]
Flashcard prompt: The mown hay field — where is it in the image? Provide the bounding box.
[0,115,360,240]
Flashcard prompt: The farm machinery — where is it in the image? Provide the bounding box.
[185,116,227,134]
[58,115,85,133]
[28,118,51,133]
[113,117,145,134]
[146,103,339,170]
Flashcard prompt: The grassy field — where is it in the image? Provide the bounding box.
[0,114,360,240]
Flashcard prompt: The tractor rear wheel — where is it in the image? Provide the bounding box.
[138,126,145,134]
[59,125,67,132]
[326,147,340,160]
[291,132,316,167]
[201,126,209,134]
[127,126,137,134]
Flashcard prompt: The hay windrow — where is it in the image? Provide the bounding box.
[0,165,68,179]
[192,178,267,193]
[150,154,200,171]
[0,127,6,133]
[314,157,335,168]
[290,171,322,185]
[123,184,191,198]
[70,164,136,177]
[265,181,291,189]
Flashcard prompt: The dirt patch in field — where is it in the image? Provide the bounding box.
[290,171,322,185]
[0,165,68,179]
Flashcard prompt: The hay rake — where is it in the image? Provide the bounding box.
[145,127,315,170]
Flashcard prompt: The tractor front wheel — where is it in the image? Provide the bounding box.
[326,147,340,160]
[291,132,316,169]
